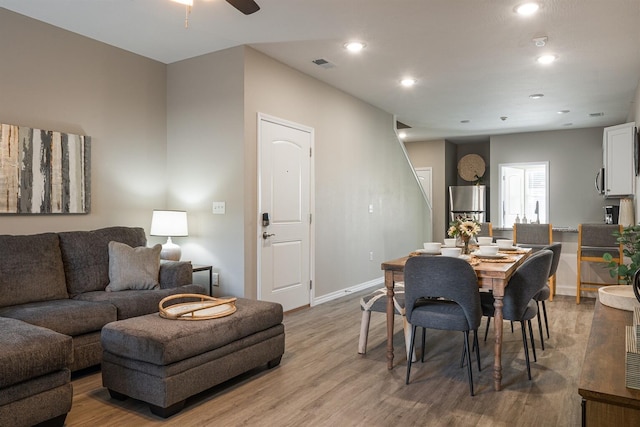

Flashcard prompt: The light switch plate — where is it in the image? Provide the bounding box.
[212,201,226,214]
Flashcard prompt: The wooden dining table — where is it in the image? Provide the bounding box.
[380,248,531,391]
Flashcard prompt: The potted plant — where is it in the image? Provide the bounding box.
[603,225,640,285]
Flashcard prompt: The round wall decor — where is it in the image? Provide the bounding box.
[458,154,486,182]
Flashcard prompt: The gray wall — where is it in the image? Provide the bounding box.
[166,47,246,295]
[245,47,429,300]
[405,139,450,243]
[166,46,429,300]
[490,127,605,228]
[0,9,167,235]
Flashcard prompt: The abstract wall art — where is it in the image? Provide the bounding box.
[0,123,90,214]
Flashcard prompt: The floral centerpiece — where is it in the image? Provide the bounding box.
[448,216,481,254]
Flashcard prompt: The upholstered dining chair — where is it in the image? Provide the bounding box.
[513,223,555,300]
[576,224,623,304]
[533,242,562,350]
[481,250,553,380]
[403,256,482,396]
[477,222,493,238]
[358,284,415,362]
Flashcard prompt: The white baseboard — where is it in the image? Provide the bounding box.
[313,276,383,306]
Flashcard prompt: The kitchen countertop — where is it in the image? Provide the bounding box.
[493,226,578,232]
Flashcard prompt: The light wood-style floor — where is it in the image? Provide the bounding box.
[65,292,595,426]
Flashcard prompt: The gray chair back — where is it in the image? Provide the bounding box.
[502,250,553,320]
[404,256,482,330]
[514,223,552,245]
[477,222,493,237]
[542,242,562,278]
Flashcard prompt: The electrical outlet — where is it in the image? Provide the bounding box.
[369,251,374,261]
[369,204,374,213]
[212,201,226,214]
[212,272,219,286]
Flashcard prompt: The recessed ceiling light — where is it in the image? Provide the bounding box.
[344,41,366,53]
[563,123,573,126]
[557,110,570,114]
[460,120,470,124]
[398,131,407,139]
[590,112,605,117]
[400,78,417,87]
[537,55,557,65]
[515,2,539,16]
[529,93,544,99]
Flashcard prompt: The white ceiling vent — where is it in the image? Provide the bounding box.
[312,58,336,69]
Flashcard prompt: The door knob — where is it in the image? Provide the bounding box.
[262,232,276,240]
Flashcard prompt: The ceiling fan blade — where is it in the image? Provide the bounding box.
[226,0,260,15]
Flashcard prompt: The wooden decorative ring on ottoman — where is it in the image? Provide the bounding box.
[100,297,285,418]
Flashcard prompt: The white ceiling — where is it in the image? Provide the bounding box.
[2,0,640,142]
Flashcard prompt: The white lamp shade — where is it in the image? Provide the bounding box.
[150,210,188,237]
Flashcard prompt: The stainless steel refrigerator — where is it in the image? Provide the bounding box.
[449,185,486,222]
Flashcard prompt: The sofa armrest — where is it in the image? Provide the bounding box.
[159,261,193,289]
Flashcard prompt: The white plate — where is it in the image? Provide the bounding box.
[459,254,471,261]
[478,243,497,247]
[416,249,440,255]
[497,246,519,251]
[472,251,507,259]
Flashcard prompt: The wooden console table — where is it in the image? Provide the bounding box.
[578,302,640,426]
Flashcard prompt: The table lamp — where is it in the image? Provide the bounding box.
[150,210,188,261]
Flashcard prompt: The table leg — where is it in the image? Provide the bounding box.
[493,294,504,391]
[385,270,395,370]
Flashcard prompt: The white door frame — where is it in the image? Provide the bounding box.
[257,112,315,307]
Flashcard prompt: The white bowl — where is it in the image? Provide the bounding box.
[441,247,462,257]
[477,237,493,246]
[423,242,441,252]
[478,245,499,255]
[496,239,513,249]
[443,238,457,247]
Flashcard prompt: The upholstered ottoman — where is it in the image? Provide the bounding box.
[101,297,285,417]
[0,317,73,427]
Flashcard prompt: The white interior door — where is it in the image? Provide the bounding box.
[258,115,312,312]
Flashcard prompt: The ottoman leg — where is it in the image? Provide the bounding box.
[33,414,68,427]
[108,389,128,401]
[149,400,186,418]
[267,356,282,369]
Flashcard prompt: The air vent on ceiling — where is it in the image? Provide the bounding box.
[312,58,336,69]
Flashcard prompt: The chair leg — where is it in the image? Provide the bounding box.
[484,316,491,342]
[402,315,417,362]
[536,301,545,351]
[357,311,371,354]
[463,331,474,396]
[520,321,532,380]
[576,258,582,304]
[406,325,418,385]
[528,319,537,363]
[421,327,426,363]
[474,330,481,371]
[542,301,550,339]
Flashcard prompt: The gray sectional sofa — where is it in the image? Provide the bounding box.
[0,226,204,427]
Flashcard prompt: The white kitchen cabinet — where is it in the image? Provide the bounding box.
[604,122,636,197]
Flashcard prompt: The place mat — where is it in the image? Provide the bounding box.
[498,248,528,254]
[473,255,517,263]
[408,251,480,266]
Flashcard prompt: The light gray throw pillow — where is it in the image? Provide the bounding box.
[106,241,161,292]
